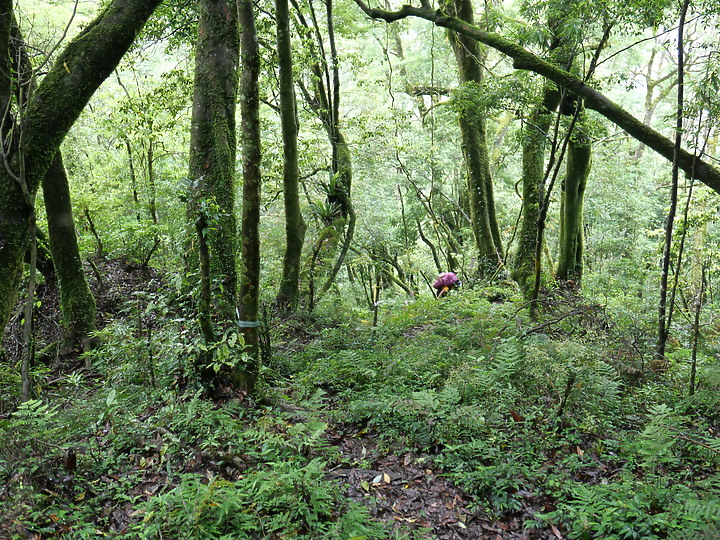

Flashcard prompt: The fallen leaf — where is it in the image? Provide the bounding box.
[576,446,584,456]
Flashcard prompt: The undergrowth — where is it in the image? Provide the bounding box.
[2,284,720,538]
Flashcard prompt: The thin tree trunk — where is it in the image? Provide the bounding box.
[237,0,262,393]
[657,0,690,363]
[275,0,307,313]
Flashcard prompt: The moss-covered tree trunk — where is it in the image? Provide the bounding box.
[275,0,307,313]
[188,0,240,323]
[236,0,262,393]
[556,110,591,284]
[0,0,162,342]
[511,85,561,295]
[42,153,96,351]
[443,0,502,276]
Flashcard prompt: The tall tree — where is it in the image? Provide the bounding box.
[0,0,163,344]
[187,0,241,329]
[274,0,307,313]
[442,0,503,275]
[236,0,262,393]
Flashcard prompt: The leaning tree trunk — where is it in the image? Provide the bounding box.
[443,0,502,276]
[0,0,163,343]
[275,0,307,313]
[42,153,96,352]
[187,0,240,324]
[236,0,262,393]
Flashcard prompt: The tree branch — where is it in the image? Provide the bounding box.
[352,0,720,194]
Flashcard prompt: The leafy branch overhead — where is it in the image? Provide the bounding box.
[352,0,720,193]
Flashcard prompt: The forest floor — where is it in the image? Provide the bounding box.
[3,259,719,539]
[1,258,567,539]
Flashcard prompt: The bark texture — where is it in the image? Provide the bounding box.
[237,0,262,393]
[511,84,561,295]
[275,0,307,313]
[42,153,96,351]
[188,0,240,321]
[556,111,591,283]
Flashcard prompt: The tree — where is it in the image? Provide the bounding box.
[274,0,307,313]
[442,0,503,276]
[0,0,163,345]
[187,0,241,333]
[511,81,561,294]
[556,108,591,284]
[237,0,262,393]
[42,153,96,351]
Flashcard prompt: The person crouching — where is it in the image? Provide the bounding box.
[433,272,460,298]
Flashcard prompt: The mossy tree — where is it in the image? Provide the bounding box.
[274,0,307,314]
[442,0,503,277]
[236,0,262,393]
[42,154,97,352]
[187,0,241,338]
[556,107,591,284]
[0,0,163,344]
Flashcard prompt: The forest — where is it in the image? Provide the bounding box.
[1,0,720,537]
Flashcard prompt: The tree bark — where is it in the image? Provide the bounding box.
[352,0,720,195]
[442,0,502,276]
[275,0,307,313]
[188,0,240,322]
[42,153,96,351]
[0,0,163,341]
[237,0,262,393]
[556,109,591,283]
[511,84,561,295]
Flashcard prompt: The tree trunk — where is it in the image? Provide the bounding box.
[556,109,591,284]
[42,152,96,352]
[443,0,502,276]
[511,84,561,295]
[275,0,307,313]
[0,0,162,341]
[188,0,240,322]
[236,0,262,393]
